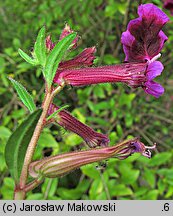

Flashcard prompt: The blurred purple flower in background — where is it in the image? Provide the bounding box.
[163,0,173,15]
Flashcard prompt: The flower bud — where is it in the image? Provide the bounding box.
[48,104,109,147]
[29,138,156,178]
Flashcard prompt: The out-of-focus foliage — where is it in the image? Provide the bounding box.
[0,0,173,200]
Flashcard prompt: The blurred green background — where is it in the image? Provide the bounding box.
[0,0,173,200]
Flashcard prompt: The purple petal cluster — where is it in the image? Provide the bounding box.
[121,3,169,62]
[121,3,169,98]
[143,61,164,98]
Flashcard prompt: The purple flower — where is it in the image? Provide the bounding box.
[29,138,156,178]
[48,104,109,147]
[164,0,173,15]
[55,62,146,86]
[143,61,164,98]
[54,60,164,98]
[121,3,169,62]
[52,4,167,98]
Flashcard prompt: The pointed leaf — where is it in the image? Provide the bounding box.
[18,49,38,65]
[44,33,77,88]
[34,26,47,67]
[9,78,36,112]
[47,105,69,120]
[5,109,42,183]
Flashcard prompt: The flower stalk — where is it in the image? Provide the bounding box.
[15,84,65,200]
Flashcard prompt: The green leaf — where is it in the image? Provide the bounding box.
[81,164,100,180]
[38,131,58,148]
[18,49,37,65]
[44,33,77,88]
[141,190,159,200]
[26,193,44,200]
[119,163,140,185]
[143,168,155,188]
[108,181,133,197]
[5,109,42,183]
[57,179,90,199]
[89,179,103,199]
[47,105,69,120]
[9,78,36,112]
[1,177,15,200]
[157,168,173,180]
[148,152,172,167]
[34,26,46,66]
[0,126,11,140]
[41,179,58,198]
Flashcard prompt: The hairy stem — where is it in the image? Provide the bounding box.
[14,84,64,199]
[24,177,44,192]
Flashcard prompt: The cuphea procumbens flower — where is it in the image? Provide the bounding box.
[48,104,109,147]
[121,3,169,62]
[53,4,168,98]
[54,60,164,98]
[29,138,156,178]
[121,3,169,97]
[163,0,173,15]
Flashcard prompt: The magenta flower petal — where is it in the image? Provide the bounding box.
[144,80,164,98]
[138,3,169,25]
[121,30,135,62]
[146,61,164,80]
[121,3,169,62]
[158,30,168,50]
